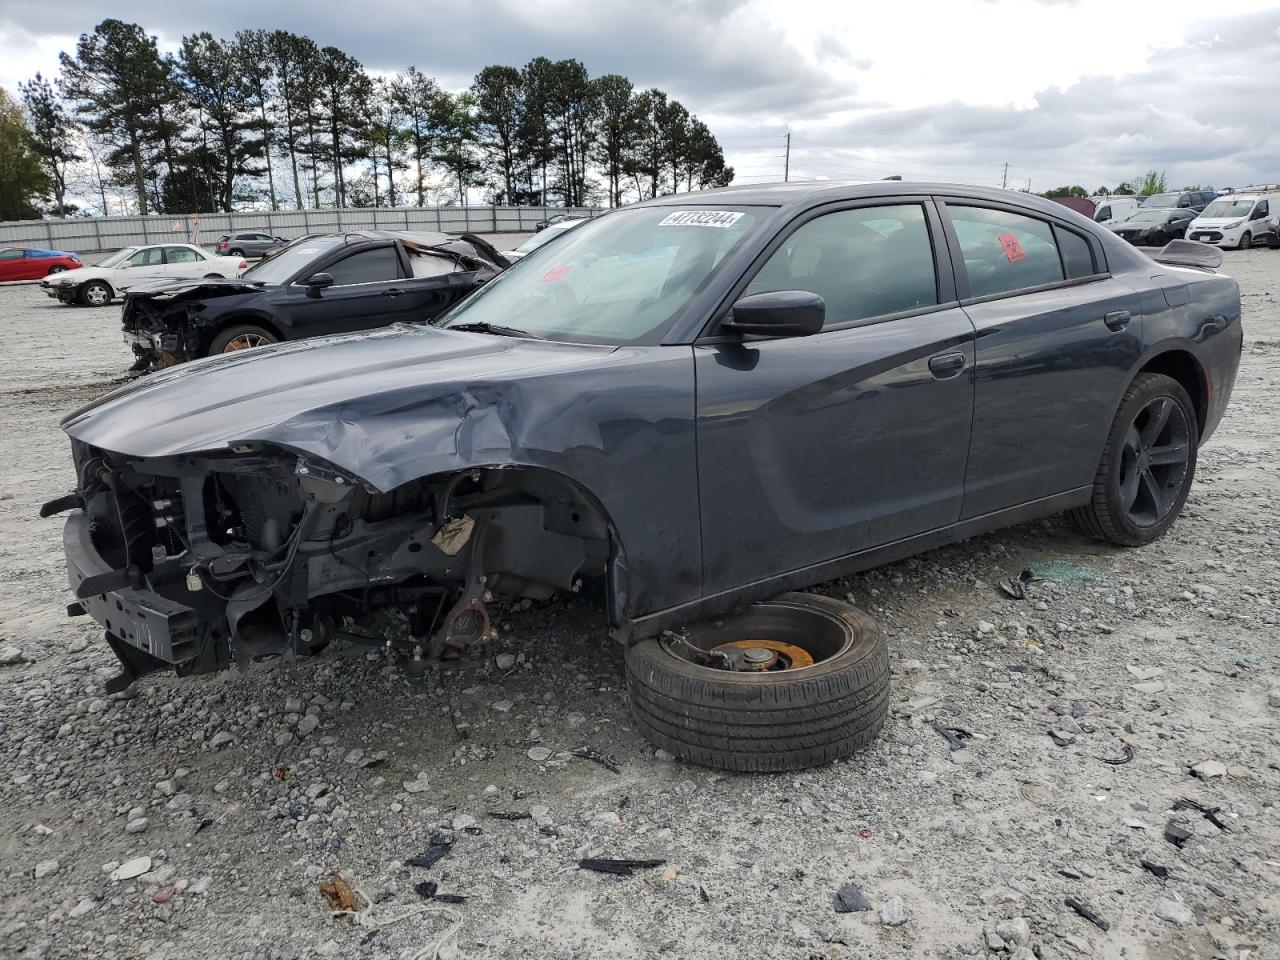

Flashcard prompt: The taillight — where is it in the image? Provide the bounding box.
[218,241,228,249]
[238,261,248,270]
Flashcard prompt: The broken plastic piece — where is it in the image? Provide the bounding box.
[1174,797,1229,832]
[1064,896,1110,931]
[1140,859,1170,881]
[487,811,532,821]
[1164,821,1193,848]
[406,842,452,869]
[833,882,872,913]
[1097,744,1135,765]
[930,720,972,751]
[430,515,475,557]
[578,858,666,876]
[572,747,621,773]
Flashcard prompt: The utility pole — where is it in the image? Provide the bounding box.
[1001,162,1008,190]
[784,132,790,182]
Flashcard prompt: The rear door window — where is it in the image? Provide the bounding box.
[323,246,402,285]
[164,246,200,264]
[742,204,939,325]
[947,206,1064,299]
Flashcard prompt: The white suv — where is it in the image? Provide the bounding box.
[1186,194,1278,250]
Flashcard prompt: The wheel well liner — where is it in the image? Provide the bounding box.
[1138,349,1207,436]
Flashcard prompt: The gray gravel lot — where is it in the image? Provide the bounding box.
[1,250,1278,960]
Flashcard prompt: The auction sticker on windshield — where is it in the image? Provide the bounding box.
[658,210,745,229]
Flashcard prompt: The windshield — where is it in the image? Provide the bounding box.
[512,223,581,255]
[99,247,138,268]
[1127,210,1171,223]
[1141,194,1178,208]
[1200,199,1254,218]
[241,237,343,284]
[439,206,762,345]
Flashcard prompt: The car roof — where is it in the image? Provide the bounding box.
[631,180,1104,223]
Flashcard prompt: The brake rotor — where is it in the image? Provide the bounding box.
[710,639,815,671]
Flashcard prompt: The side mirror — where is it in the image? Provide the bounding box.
[722,290,824,338]
[304,273,334,298]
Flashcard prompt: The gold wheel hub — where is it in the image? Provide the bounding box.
[225,334,268,352]
[710,639,815,671]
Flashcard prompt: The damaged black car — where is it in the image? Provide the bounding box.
[121,230,508,370]
[47,183,1242,772]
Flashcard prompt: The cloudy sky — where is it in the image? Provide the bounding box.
[2,0,1278,193]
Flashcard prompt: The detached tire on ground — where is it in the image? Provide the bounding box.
[626,592,889,772]
[208,324,278,356]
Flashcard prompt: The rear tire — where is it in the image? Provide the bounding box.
[46,265,67,276]
[208,324,278,356]
[79,280,112,307]
[228,248,245,258]
[1068,372,1198,546]
[625,593,889,772]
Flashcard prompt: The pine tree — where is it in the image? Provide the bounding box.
[472,66,525,204]
[0,88,50,219]
[18,73,78,216]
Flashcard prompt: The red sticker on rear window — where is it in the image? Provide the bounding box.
[998,233,1025,262]
[540,264,572,282]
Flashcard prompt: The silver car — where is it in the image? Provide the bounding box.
[215,231,289,259]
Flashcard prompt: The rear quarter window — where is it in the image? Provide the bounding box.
[1054,226,1097,279]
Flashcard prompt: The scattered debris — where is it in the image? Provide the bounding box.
[1126,665,1165,682]
[1097,744,1135,765]
[929,720,972,751]
[487,811,532,821]
[526,746,554,762]
[406,842,453,869]
[1032,560,1104,582]
[1140,859,1170,881]
[1174,797,1230,832]
[572,747,622,773]
[833,882,872,913]
[319,873,359,913]
[578,858,666,876]
[1064,896,1110,931]
[1164,822,1193,848]
[414,881,469,904]
[152,885,176,904]
[999,568,1041,599]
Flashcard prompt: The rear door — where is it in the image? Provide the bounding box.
[162,246,207,279]
[938,200,1145,517]
[694,199,976,593]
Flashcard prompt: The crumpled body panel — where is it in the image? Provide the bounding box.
[61,324,701,617]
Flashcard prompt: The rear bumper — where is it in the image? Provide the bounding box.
[64,510,199,663]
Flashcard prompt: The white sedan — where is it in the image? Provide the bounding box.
[41,244,248,307]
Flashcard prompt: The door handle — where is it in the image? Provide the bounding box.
[928,352,966,380]
[383,287,404,297]
[1104,310,1131,332]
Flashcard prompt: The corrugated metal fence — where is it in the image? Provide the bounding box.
[0,206,602,254]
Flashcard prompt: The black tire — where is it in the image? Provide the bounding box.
[625,593,889,772]
[1068,372,1198,546]
[1238,232,1251,250]
[203,273,223,279]
[79,280,112,307]
[46,265,67,276]
[207,323,278,356]
[228,248,245,258]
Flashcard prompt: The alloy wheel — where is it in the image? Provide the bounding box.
[1117,396,1191,527]
[222,333,271,352]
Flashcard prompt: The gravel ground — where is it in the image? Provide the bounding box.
[1,250,1278,960]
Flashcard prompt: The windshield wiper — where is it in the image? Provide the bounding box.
[446,321,544,340]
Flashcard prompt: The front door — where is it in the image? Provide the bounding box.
[695,200,976,595]
[279,243,417,337]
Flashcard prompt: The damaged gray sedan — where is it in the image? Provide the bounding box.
[46,182,1241,771]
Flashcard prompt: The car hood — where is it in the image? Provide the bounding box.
[1188,217,1240,227]
[124,276,270,300]
[43,265,108,285]
[62,323,618,490]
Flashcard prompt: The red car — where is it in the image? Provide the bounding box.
[0,246,82,281]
